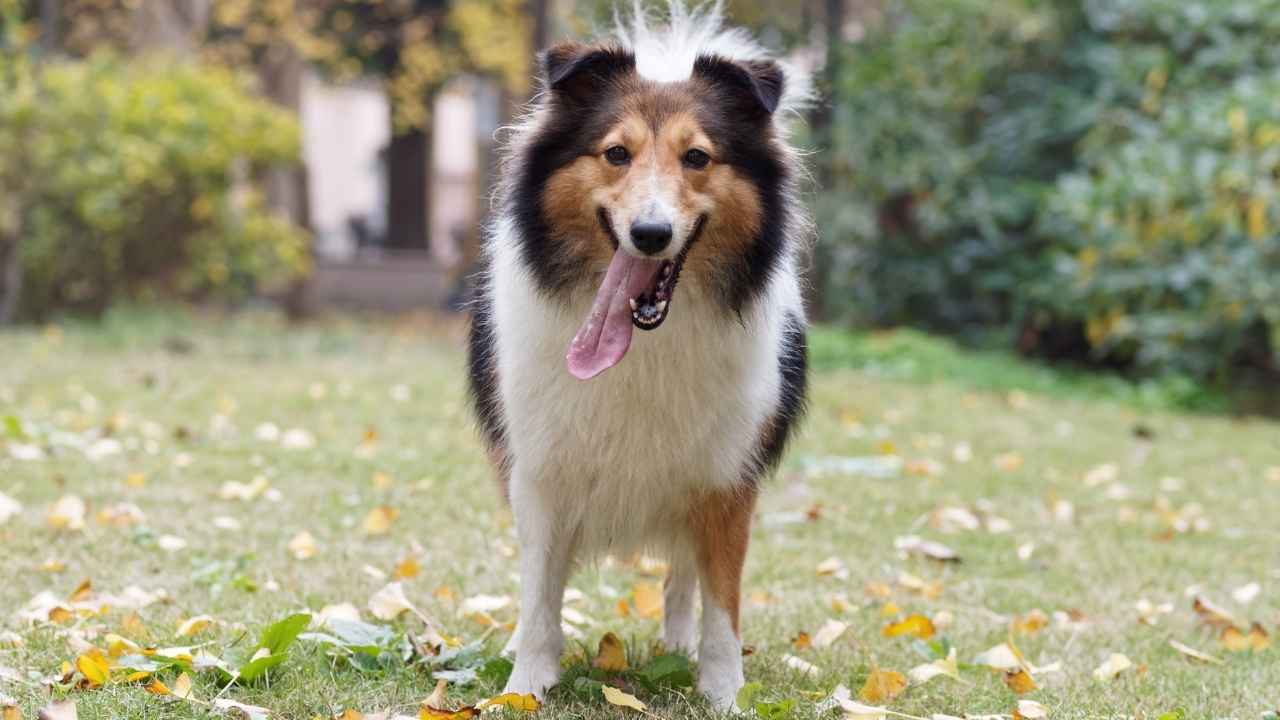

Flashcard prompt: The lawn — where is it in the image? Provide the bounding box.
[1,308,1277,720]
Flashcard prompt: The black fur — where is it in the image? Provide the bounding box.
[466,288,506,453]
[755,312,808,476]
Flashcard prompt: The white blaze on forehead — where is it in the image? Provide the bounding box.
[608,1,812,115]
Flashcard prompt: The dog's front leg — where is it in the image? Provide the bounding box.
[690,486,757,712]
[503,471,574,700]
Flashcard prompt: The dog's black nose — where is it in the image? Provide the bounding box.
[630,221,673,255]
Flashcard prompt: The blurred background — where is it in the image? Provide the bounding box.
[1,0,1278,409]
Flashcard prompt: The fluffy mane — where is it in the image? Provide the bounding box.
[607,1,813,121]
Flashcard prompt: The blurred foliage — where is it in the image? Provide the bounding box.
[820,0,1280,383]
[0,39,308,319]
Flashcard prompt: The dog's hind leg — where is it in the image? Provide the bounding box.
[662,546,699,655]
[689,485,757,712]
[503,470,576,700]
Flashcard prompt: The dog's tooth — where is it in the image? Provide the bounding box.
[656,300,668,312]
[629,298,638,311]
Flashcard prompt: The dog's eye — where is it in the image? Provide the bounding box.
[682,148,711,170]
[604,146,630,166]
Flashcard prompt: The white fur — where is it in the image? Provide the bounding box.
[490,2,809,711]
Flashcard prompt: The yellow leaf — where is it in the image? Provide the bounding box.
[368,582,416,620]
[601,686,645,712]
[363,506,399,535]
[858,669,907,704]
[880,601,900,618]
[1004,669,1037,694]
[334,711,363,720]
[393,557,421,580]
[593,632,628,672]
[47,496,87,531]
[478,693,540,712]
[882,614,935,639]
[1012,609,1049,635]
[3,703,21,720]
[126,472,147,488]
[175,615,214,638]
[144,678,171,696]
[75,650,110,687]
[287,531,319,560]
[1169,639,1224,664]
[1092,653,1132,681]
[68,579,92,602]
[1221,623,1271,652]
[632,582,663,619]
[908,648,958,685]
[791,632,812,651]
[172,672,194,700]
[104,634,140,658]
[1193,595,1239,630]
[40,559,65,573]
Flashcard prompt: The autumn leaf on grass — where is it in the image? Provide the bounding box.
[908,648,958,685]
[1221,623,1271,652]
[883,614,935,639]
[75,649,110,688]
[1014,700,1049,720]
[421,679,478,719]
[1192,596,1239,630]
[601,686,646,713]
[1004,669,1037,694]
[816,556,848,579]
[893,535,960,562]
[1093,653,1133,681]
[632,582,663,619]
[1169,639,1223,665]
[363,506,399,536]
[791,632,811,651]
[369,582,416,621]
[218,476,270,502]
[593,632,628,672]
[974,642,1023,672]
[287,531,319,560]
[478,694,540,713]
[393,556,421,580]
[212,698,271,719]
[1012,609,1049,635]
[859,669,907,704]
[781,654,820,677]
[176,615,215,638]
[47,495,86,531]
[812,619,849,649]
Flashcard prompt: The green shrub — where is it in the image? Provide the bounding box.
[820,0,1280,383]
[0,52,308,321]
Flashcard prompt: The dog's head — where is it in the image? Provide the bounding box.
[512,42,793,379]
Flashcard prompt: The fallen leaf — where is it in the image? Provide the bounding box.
[1220,623,1270,652]
[218,476,270,501]
[632,582,663,619]
[882,614,935,639]
[593,632,628,672]
[47,496,86,531]
[601,686,645,712]
[1193,596,1240,630]
[363,506,399,536]
[176,615,214,638]
[37,701,77,720]
[478,694,539,712]
[1014,700,1048,720]
[368,582,415,621]
[1232,582,1261,605]
[791,632,811,651]
[1004,669,1037,694]
[158,535,188,552]
[974,643,1022,671]
[212,698,271,719]
[782,654,820,677]
[816,556,849,579]
[287,531,319,560]
[172,672,195,700]
[858,669,907,703]
[144,678,171,695]
[1168,639,1223,664]
[393,557,420,580]
[1092,652,1133,681]
[812,619,849,648]
[1012,609,1049,635]
[96,503,145,528]
[0,492,22,525]
[894,535,960,562]
[75,650,109,687]
[908,648,958,685]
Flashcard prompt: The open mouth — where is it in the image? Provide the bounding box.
[565,210,706,380]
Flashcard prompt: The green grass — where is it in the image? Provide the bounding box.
[1,307,1277,719]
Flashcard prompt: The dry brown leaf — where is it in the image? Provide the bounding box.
[1004,669,1037,694]
[593,632,628,672]
[363,506,399,536]
[1193,595,1240,630]
[1169,639,1223,664]
[882,614,935,639]
[858,669,907,704]
[1220,623,1270,652]
[791,631,812,651]
[1012,609,1049,635]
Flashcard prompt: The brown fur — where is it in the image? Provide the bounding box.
[686,486,758,634]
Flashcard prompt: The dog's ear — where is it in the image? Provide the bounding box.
[693,55,785,118]
[542,42,636,105]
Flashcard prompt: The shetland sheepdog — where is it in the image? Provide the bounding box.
[467,2,810,709]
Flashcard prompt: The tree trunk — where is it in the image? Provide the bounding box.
[530,0,551,53]
[128,0,210,54]
[384,120,432,250]
[0,226,22,325]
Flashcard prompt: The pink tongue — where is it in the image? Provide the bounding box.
[566,249,663,380]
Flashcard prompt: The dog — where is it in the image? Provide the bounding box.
[467,2,810,710]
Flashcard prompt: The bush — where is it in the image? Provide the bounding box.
[820,0,1280,383]
[0,52,309,321]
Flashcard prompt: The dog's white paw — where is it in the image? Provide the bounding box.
[697,654,744,713]
[503,652,561,700]
[662,625,697,657]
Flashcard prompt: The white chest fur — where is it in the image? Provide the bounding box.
[488,223,799,554]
